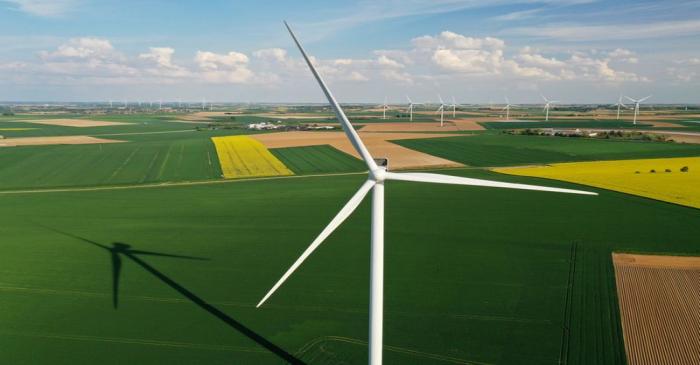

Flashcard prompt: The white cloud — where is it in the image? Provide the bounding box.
[138,47,190,78]
[413,31,504,50]
[3,0,79,17]
[40,37,122,61]
[195,51,253,83]
[253,48,288,63]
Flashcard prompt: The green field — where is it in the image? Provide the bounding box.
[394,134,700,167]
[1,112,699,364]
[1,169,698,364]
[270,145,366,174]
[480,121,652,130]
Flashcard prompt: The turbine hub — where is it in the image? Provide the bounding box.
[370,167,387,182]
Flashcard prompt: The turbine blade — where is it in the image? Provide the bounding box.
[541,95,548,102]
[406,95,412,104]
[284,22,377,170]
[624,96,636,103]
[639,95,652,102]
[256,180,376,308]
[384,172,597,195]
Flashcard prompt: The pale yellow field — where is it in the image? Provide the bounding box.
[494,157,700,208]
[211,135,293,179]
[0,128,37,131]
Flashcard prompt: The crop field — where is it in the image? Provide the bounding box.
[1,169,699,364]
[270,145,366,174]
[0,132,222,189]
[1,111,699,364]
[494,157,700,208]
[612,253,700,365]
[394,134,700,167]
[481,121,653,130]
[212,135,293,179]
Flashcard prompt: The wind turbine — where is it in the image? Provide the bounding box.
[436,95,447,127]
[257,21,598,365]
[202,97,206,111]
[613,95,627,120]
[624,95,651,125]
[381,97,389,120]
[406,96,421,121]
[502,97,514,121]
[449,96,458,118]
[542,95,558,121]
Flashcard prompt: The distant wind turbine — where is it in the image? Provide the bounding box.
[449,96,458,118]
[502,97,515,121]
[613,95,627,120]
[381,97,389,120]
[542,95,558,121]
[625,95,651,125]
[256,21,598,365]
[406,96,422,121]
[436,95,447,127]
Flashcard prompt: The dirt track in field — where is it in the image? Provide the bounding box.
[0,136,124,147]
[252,131,464,170]
[612,253,700,365]
[24,119,129,127]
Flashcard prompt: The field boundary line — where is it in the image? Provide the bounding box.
[0,171,367,195]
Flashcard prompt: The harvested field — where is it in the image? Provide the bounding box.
[24,119,129,127]
[211,135,293,179]
[0,135,124,147]
[252,131,463,170]
[358,119,484,132]
[612,253,700,365]
[494,157,700,208]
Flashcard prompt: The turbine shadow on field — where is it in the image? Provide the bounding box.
[48,228,305,365]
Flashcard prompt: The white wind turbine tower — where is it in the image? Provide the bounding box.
[406,96,421,121]
[502,97,514,121]
[257,21,598,365]
[449,96,458,118]
[542,95,558,121]
[381,97,389,120]
[613,95,627,120]
[625,95,651,125]
[202,97,206,111]
[436,95,447,127]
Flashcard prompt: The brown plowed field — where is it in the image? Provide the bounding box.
[612,253,700,365]
[0,136,124,147]
[358,119,484,132]
[252,131,464,170]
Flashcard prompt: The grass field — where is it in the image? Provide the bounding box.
[270,145,366,174]
[394,134,700,167]
[481,121,652,130]
[212,135,293,179]
[2,112,699,364]
[494,157,700,208]
[1,169,699,364]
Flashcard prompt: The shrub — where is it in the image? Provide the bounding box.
[681,166,689,172]
[665,169,672,173]
[650,169,656,173]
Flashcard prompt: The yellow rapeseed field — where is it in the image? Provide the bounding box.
[211,135,294,179]
[494,157,700,208]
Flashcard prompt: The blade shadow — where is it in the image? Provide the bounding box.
[46,227,304,364]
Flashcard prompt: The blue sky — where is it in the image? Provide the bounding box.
[1,0,699,103]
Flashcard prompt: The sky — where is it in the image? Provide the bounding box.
[1,0,699,104]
